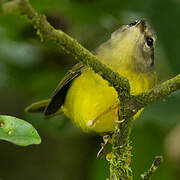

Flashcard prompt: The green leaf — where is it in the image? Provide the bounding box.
[0,115,41,146]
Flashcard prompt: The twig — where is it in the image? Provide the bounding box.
[141,156,163,180]
[0,1,179,179]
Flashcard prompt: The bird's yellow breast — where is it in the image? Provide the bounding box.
[63,68,157,133]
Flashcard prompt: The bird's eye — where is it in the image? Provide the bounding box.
[146,37,154,48]
[128,21,137,27]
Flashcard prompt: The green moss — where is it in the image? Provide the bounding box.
[1,0,180,179]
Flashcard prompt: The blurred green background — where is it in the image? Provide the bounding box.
[0,0,180,179]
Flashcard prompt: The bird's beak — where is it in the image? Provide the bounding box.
[136,19,146,33]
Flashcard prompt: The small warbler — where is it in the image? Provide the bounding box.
[26,20,157,133]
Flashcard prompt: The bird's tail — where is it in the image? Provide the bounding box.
[25,99,63,119]
[25,99,50,113]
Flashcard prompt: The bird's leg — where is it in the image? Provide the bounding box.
[97,103,122,158]
[114,103,125,124]
[97,134,112,158]
[105,104,126,161]
[87,101,120,128]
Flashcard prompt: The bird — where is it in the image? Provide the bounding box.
[25,19,157,134]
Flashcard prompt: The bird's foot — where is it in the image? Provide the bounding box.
[97,134,112,158]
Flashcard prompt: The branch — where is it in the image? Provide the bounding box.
[123,74,180,118]
[0,0,130,98]
[136,74,180,106]
[1,1,180,180]
[141,156,163,180]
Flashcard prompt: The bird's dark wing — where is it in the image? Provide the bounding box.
[44,62,86,117]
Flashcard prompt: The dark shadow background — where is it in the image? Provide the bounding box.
[0,0,180,179]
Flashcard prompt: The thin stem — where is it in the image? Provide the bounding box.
[141,156,163,180]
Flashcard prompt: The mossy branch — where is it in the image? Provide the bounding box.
[0,0,130,97]
[1,0,180,180]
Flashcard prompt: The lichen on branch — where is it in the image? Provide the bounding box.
[0,0,180,180]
